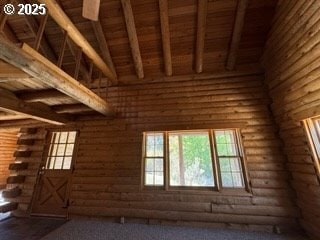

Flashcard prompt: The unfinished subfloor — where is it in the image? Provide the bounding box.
[0,217,310,240]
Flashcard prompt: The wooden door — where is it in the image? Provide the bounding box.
[31,131,78,217]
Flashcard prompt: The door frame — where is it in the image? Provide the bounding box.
[30,128,80,218]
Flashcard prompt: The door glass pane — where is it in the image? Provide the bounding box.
[63,157,72,169]
[45,131,77,170]
[54,157,63,169]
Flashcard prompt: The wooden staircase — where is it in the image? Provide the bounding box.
[1,128,38,218]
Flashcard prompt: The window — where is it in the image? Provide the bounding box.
[46,131,78,170]
[142,129,248,191]
[214,130,244,188]
[143,132,164,186]
[303,117,320,179]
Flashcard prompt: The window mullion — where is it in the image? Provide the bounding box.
[236,130,251,192]
[164,131,169,190]
[210,130,221,191]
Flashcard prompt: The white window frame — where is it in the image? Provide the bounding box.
[142,129,250,192]
[303,117,320,182]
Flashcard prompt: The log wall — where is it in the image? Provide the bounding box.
[14,74,302,233]
[262,1,320,239]
[0,131,18,187]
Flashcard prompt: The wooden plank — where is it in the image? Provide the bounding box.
[34,14,49,51]
[159,0,172,76]
[19,89,67,102]
[18,1,56,61]
[0,60,30,78]
[121,0,144,79]
[0,112,28,121]
[39,0,116,82]
[91,20,117,81]
[57,31,68,68]
[0,88,68,125]
[226,0,249,70]
[0,36,114,116]
[83,0,100,21]
[56,3,91,82]
[195,0,208,73]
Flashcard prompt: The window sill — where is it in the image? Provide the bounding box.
[141,186,252,197]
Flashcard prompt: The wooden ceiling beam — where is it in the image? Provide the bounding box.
[195,0,208,73]
[159,0,172,76]
[39,0,117,83]
[0,36,114,116]
[92,20,117,82]
[0,60,30,78]
[19,89,67,102]
[0,89,68,125]
[0,112,28,121]
[53,104,93,114]
[121,0,144,79]
[226,0,249,71]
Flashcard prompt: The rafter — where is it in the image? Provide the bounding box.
[56,2,90,82]
[195,0,208,73]
[0,89,68,125]
[39,0,117,82]
[18,0,56,61]
[92,20,117,81]
[121,0,144,79]
[159,0,172,76]
[0,36,114,116]
[226,0,249,70]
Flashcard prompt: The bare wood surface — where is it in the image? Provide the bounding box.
[0,88,68,125]
[159,0,172,76]
[39,0,116,82]
[226,0,249,70]
[121,0,144,79]
[91,20,117,81]
[195,0,208,73]
[0,36,114,116]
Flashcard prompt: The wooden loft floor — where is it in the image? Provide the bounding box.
[0,0,277,127]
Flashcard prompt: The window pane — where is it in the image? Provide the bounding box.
[155,172,164,185]
[155,158,163,171]
[145,172,154,185]
[146,133,163,157]
[145,158,154,172]
[63,157,72,169]
[169,132,214,187]
[215,130,237,156]
[144,157,163,186]
[221,172,233,187]
[219,157,244,188]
